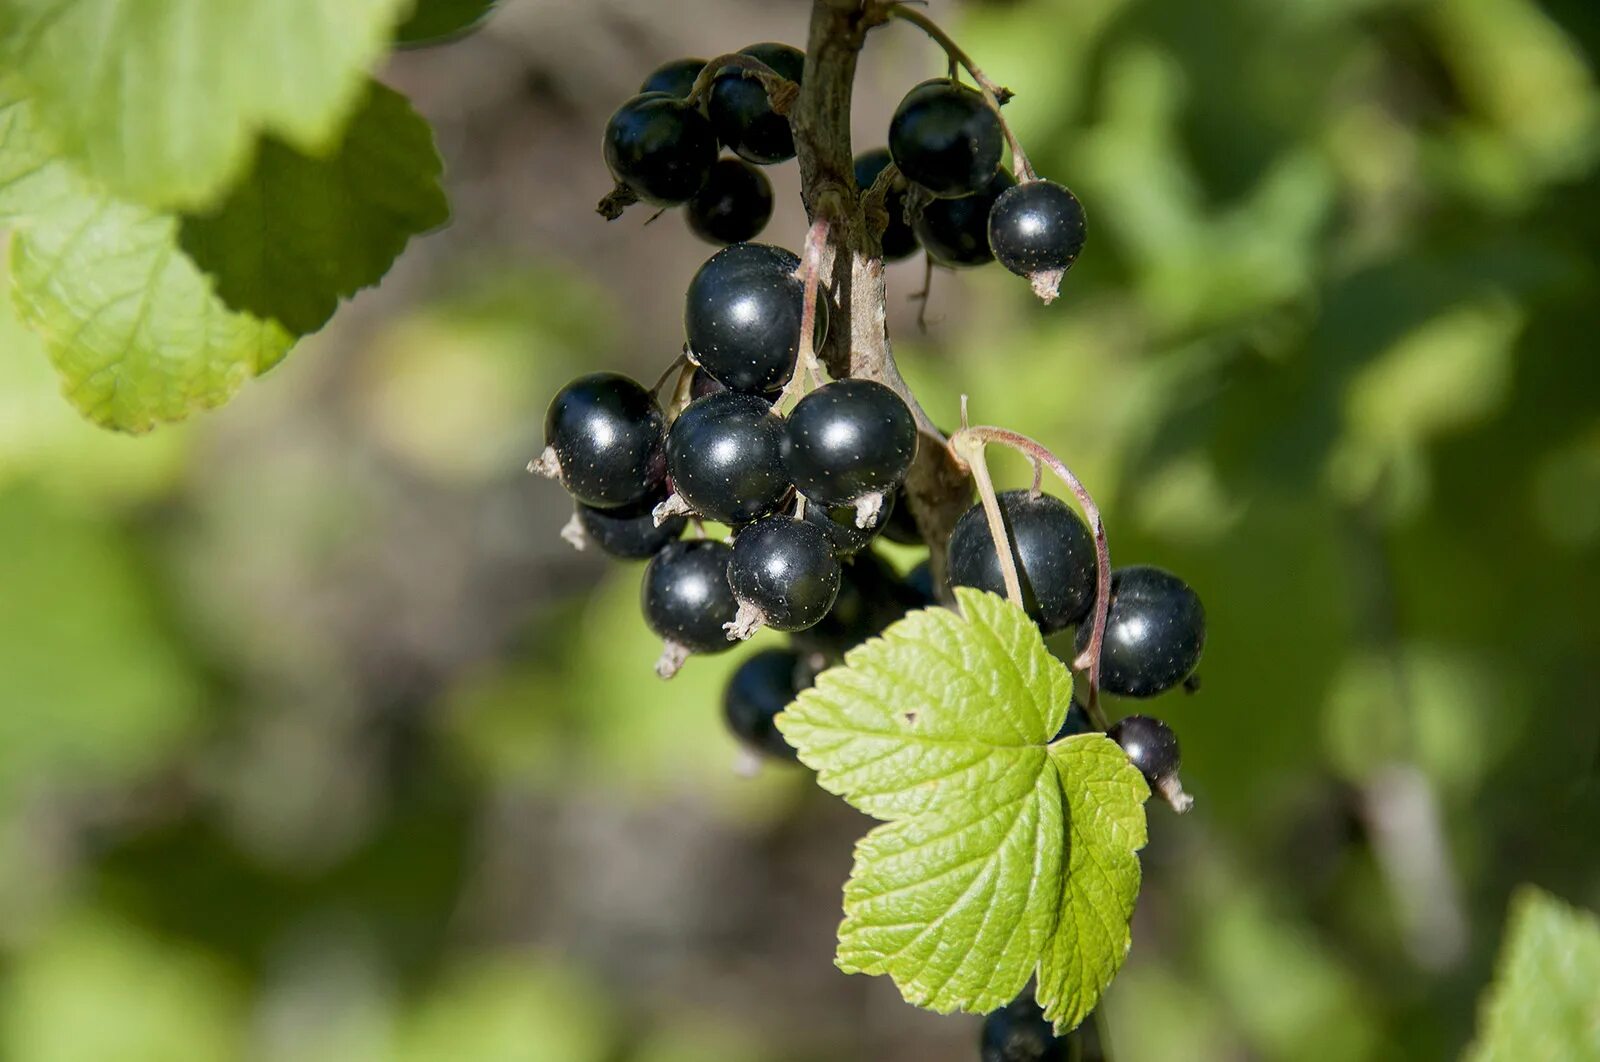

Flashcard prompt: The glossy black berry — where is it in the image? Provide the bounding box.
[1075,566,1205,698]
[888,79,1003,198]
[639,57,706,98]
[576,490,685,559]
[544,372,666,509]
[685,242,817,394]
[854,148,919,261]
[914,167,1015,268]
[1108,715,1181,783]
[641,540,738,654]
[903,559,937,606]
[667,391,791,525]
[790,551,917,659]
[988,179,1087,280]
[801,492,894,556]
[947,490,1095,633]
[707,42,803,165]
[723,649,809,761]
[981,993,1068,1062]
[782,380,917,506]
[728,516,841,632]
[603,93,718,206]
[686,157,774,245]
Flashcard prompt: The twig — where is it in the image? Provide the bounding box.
[886,3,1037,180]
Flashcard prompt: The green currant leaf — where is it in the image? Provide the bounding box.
[776,588,1149,1026]
[1467,886,1600,1062]
[0,0,411,210]
[396,0,499,47]
[0,91,292,433]
[179,82,450,337]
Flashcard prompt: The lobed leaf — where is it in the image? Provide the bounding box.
[1467,886,1600,1062]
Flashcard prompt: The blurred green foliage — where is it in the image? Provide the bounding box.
[1,0,1598,1057]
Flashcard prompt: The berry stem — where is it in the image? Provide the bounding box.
[949,432,1026,610]
[950,425,1113,731]
[685,53,798,114]
[884,3,1038,181]
[777,216,834,411]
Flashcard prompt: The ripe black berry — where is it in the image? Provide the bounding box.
[639,57,706,98]
[1075,565,1205,698]
[888,79,1003,198]
[790,551,917,659]
[603,93,718,206]
[801,492,893,556]
[666,391,791,525]
[981,993,1068,1062]
[641,540,738,654]
[914,167,1016,268]
[543,372,666,509]
[782,380,917,507]
[686,157,774,245]
[947,490,1095,633]
[1108,715,1180,784]
[854,148,919,261]
[708,42,804,165]
[723,649,809,761]
[988,179,1087,296]
[576,490,685,559]
[728,516,842,632]
[685,242,816,394]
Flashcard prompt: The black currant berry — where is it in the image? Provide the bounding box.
[723,648,809,761]
[1108,715,1180,783]
[903,558,937,606]
[1075,565,1205,698]
[707,42,803,165]
[981,993,1068,1062]
[790,551,917,659]
[641,539,738,654]
[686,157,774,245]
[853,148,919,261]
[782,380,917,507]
[576,490,685,559]
[685,242,818,394]
[888,78,1003,198]
[728,516,842,632]
[914,167,1016,268]
[603,93,718,206]
[542,372,666,509]
[989,179,1087,300]
[639,57,706,98]
[801,492,894,556]
[947,490,1095,633]
[666,391,791,525]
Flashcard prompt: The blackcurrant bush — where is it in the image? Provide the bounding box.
[543,372,666,509]
[1075,565,1205,698]
[728,515,842,632]
[988,179,1087,283]
[781,380,917,507]
[947,490,1095,633]
[1107,715,1180,784]
[667,391,791,525]
[639,57,706,98]
[685,242,820,394]
[790,551,917,659]
[888,78,1003,198]
[854,148,919,261]
[723,649,809,761]
[707,42,804,165]
[641,540,738,654]
[686,157,774,245]
[914,167,1016,268]
[801,492,894,556]
[576,489,685,559]
[603,92,718,206]
[981,993,1068,1062]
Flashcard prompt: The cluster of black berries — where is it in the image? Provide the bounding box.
[604,45,1088,296]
